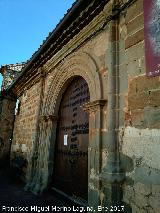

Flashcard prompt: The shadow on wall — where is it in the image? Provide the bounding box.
[0,137,11,168]
[120,153,134,185]
[0,137,4,147]
[10,151,28,182]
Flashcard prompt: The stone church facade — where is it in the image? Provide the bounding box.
[0,0,160,212]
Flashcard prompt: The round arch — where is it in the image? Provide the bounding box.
[43,52,102,116]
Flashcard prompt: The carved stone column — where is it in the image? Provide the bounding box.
[25,114,58,194]
[99,17,126,210]
[83,99,107,208]
[0,93,16,167]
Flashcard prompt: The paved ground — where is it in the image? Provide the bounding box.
[0,168,75,212]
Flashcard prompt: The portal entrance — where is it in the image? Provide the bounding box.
[52,77,90,201]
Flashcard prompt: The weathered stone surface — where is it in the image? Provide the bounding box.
[148,196,160,210]
[125,29,144,49]
[0,96,16,166]
[129,75,160,96]
[123,185,135,204]
[127,13,144,35]
[125,0,143,24]
[122,127,160,170]
[134,193,149,208]
[131,204,147,213]
[134,182,151,196]
[144,107,160,128]
[10,82,41,173]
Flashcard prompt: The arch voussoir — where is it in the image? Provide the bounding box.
[44,52,102,115]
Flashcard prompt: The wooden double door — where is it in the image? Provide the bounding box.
[52,77,90,200]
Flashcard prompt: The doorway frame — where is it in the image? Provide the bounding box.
[41,52,107,206]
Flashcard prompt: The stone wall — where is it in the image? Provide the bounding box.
[11,81,41,179]
[0,95,16,167]
[118,0,160,212]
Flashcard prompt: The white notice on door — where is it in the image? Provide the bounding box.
[64,134,68,146]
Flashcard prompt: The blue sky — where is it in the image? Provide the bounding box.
[0,0,75,87]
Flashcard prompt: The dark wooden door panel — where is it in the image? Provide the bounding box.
[53,77,89,200]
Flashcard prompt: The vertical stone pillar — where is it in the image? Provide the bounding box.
[99,17,126,210]
[46,115,58,186]
[83,100,107,208]
[25,114,58,194]
[0,93,16,167]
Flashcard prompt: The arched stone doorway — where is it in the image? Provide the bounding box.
[52,76,90,201]
[26,53,107,207]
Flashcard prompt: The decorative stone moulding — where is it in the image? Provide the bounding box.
[39,115,58,123]
[83,99,107,113]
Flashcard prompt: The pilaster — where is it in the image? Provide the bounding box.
[83,99,107,208]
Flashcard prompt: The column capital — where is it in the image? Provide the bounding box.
[39,114,58,123]
[83,99,107,113]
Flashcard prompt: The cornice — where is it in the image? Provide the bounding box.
[45,7,109,73]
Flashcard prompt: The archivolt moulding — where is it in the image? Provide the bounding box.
[43,52,102,115]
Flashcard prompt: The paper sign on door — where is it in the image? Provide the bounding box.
[64,134,68,146]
